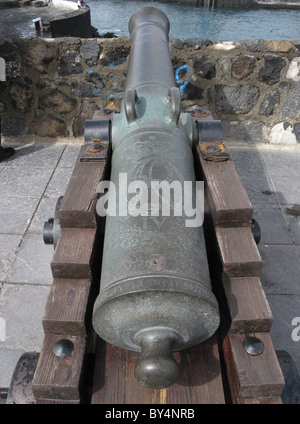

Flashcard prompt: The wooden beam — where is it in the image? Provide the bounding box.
[58,147,106,229]
[216,227,262,278]
[32,334,86,401]
[51,228,96,280]
[223,277,273,334]
[196,144,253,227]
[223,333,285,403]
[42,279,92,336]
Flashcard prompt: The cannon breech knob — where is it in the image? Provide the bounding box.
[134,329,180,389]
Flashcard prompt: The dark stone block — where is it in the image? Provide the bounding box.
[242,39,264,53]
[184,38,212,50]
[215,85,260,115]
[258,55,287,86]
[181,83,204,100]
[218,57,231,80]
[100,45,129,67]
[2,118,28,136]
[59,51,83,75]
[231,54,256,80]
[259,89,280,116]
[294,42,300,55]
[192,55,216,80]
[293,123,300,142]
[282,81,300,120]
[80,39,101,66]
[171,39,184,50]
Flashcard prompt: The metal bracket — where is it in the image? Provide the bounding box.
[197,119,223,143]
[200,141,230,162]
[81,109,114,162]
[193,107,223,145]
[188,106,228,162]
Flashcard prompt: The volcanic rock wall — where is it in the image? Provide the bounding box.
[0,37,299,144]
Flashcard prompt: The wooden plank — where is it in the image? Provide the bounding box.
[166,334,225,404]
[92,334,225,404]
[92,341,136,404]
[223,277,273,334]
[58,147,106,228]
[51,228,96,279]
[197,137,284,403]
[223,333,285,402]
[215,227,262,278]
[42,279,92,336]
[32,334,86,401]
[196,145,253,227]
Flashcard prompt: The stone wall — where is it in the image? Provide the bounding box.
[0,37,299,144]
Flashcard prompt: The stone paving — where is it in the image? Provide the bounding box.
[0,140,300,403]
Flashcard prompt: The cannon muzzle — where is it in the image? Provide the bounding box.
[92,6,220,389]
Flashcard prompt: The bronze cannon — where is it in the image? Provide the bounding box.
[91,7,220,389]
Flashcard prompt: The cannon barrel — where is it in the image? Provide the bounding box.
[92,7,220,389]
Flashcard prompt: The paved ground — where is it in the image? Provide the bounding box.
[0,139,300,403]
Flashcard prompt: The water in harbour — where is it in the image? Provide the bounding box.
[87,0,300,40]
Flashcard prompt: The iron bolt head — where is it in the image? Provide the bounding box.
[53,339,74,358]
[243,336,264,356]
